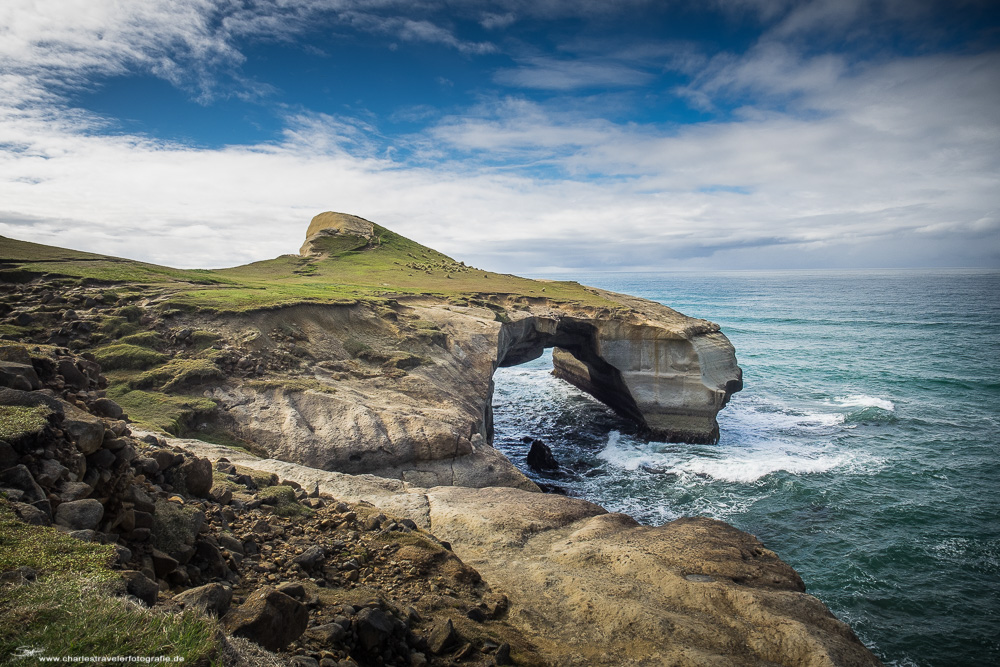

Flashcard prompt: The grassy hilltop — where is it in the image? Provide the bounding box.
[0,217,613,313]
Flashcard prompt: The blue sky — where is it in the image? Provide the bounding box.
[1,0,998,272]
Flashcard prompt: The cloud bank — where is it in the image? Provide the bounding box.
[0,0,997,271]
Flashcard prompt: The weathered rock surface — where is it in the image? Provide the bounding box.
[223,586,310,651]
[206,288,741,489]
[167,435,881,667]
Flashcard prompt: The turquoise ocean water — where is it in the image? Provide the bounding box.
[491,270,1000,666]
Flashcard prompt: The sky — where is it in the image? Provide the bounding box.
[1,0,998,273]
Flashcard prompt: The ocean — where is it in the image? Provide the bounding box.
[490,269,1000,667]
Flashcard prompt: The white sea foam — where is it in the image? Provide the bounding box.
[673,449,853,483]
[832,394,896,412]
[597,430,860,482]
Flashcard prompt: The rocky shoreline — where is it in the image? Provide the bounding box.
[1,217,882,665]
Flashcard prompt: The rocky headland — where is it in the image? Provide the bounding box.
[0,213,880,666]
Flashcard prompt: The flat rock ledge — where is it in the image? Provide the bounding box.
[164,433,882,667]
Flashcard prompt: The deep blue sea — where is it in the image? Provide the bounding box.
[491,270,1000,667]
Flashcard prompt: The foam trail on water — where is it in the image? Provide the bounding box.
[832,394,896,412]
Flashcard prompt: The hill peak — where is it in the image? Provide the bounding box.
[300,212,375,256]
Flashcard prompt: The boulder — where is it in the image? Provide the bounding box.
[62,404,105,455]
[0,439,17,470]
[526,439,558,471]
[11,500,49,525]
[122,570,159,606]
[54,498,104,531]
[57,358,90,390]
[356,607,395,652]
[0,464,49,514]
[305,622,347,644]
[150,548,179,577]
[427,618,458,655]
[222,587,309,651]
[178,457,212,497]
[91,398,124,419]
[0,361,41,390]
[173,582,233,616]
[291,545,325,569]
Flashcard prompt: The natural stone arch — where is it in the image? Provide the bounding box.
[489,312,742,445]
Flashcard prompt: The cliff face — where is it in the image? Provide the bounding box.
[0,214,881,667]
[201,293,741,488]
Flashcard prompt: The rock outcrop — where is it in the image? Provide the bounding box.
[168,435,882,667]
[206,286,741,487]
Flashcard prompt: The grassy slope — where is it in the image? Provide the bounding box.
[0,223,614,313]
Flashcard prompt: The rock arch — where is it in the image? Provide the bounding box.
[490,310,742,445]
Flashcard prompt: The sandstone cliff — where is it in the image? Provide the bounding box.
[0,214,881,666]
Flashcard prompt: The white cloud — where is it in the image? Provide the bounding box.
[0,0,997,272]
[494,56,655,90]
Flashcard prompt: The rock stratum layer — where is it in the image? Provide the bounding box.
[203,212,743,488]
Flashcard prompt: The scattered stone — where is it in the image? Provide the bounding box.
[275,582,306,600]
[427,618,458,655]
[122,570,159,607]
[173,582,233,616]
[54,498,104,531]
[222,586,309,651]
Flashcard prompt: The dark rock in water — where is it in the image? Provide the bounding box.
[356,607,394,651]
[536,482,568,495]
[223,586,309,651]
[526,439,558,471]
[173,582,233,616]
[521,435,534,444]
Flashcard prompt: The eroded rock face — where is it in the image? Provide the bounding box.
[166,436,881,667]
[207,289,741,487]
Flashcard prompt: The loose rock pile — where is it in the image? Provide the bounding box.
[0,342,537,666]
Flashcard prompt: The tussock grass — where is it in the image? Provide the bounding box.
[117,331,167,349]
[105,386,216,434]
[0,500,217,663]
[0,405,50,440]
[132,358,224,392]
[258,485,310,518]
[93,343,168,371]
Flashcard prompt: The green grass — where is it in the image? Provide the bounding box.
[0,500,217,664]
[93,343,168,370]
[1,222,616,315]
[0,405,50,441]
[0,501,115,576]
[105,386,217,435]
[131,358,224,392]
[118,331,168,349]
[258,485,310,518]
